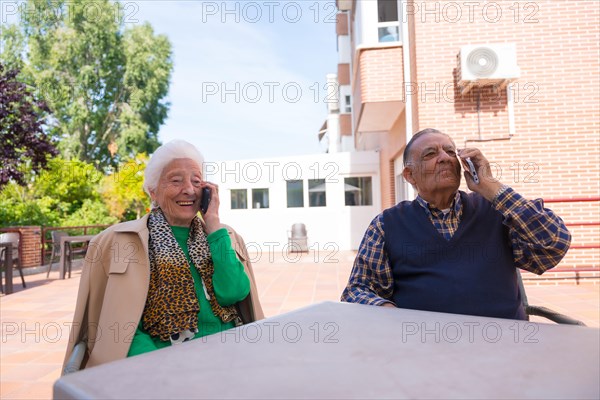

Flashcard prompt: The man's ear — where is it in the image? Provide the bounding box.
[403,165,416,186]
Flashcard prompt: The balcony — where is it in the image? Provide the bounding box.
[336,0,352,11]
[353,46,404,134]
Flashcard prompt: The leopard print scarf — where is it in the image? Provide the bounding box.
[142,208,239,342]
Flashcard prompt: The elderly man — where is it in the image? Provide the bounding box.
[341,128,571,319]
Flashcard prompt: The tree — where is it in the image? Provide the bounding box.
[61,199,118,227]
[0,181,62,227]
[33,157,104,215]
[102,153,150,221]
[0,156,117,228]
[0,63,58,190]
[0,0,173,170]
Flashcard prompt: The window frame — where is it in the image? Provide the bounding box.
[344,176,373,206]
[230,189,248,210]
[251,188,270,209]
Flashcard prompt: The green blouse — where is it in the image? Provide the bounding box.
[127,227,251,357]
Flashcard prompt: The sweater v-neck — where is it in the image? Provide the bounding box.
[413,192,471,245]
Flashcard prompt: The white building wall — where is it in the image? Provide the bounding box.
[338,34,351,64]
[205,151,381,253]
[354,0,379,46]
[341,135,355,152]
[327,113,341,153]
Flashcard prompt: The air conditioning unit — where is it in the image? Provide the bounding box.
[457,44,520,92]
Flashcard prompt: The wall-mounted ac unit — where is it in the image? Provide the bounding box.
[457,44,520,93]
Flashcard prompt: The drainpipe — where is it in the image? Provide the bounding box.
[400,0,415,199]
[507,82,516,136]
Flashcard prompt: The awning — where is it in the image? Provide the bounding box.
[308,183,326,193]
[318,120,327,141]
[344,183,361,192]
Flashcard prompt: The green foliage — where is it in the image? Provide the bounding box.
[0,156,117,228]
[1,0,173,170]
[0,63,58,189]
[102,153,150,221]
[0,193,61,228]
[33,157,104,214]
[0,0,169,228]
[61,199,118,227]
[0,26,25,72]
[0,154,153,228]
[0,181,61,227]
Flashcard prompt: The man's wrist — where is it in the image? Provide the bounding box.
[492,184,510,204]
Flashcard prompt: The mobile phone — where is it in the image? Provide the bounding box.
[464,157,480,185]
[200,187,211,214]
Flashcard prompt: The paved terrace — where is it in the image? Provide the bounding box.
[1,251,599,399]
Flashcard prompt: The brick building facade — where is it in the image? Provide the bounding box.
[333,0,599,281]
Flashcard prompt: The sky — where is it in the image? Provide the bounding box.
[129,1,339,163]
[1,0,339,163]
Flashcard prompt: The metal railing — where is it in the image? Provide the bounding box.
[522,196,600,282]
[41,225,112,265]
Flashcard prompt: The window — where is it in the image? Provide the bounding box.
[230,189,247,209]
[252,188,269,209]
[378,0,398,23]
[309,179,326,207]
[344,177,373,206]
[344,95,352,113]
[286,180,304,208]
[377,0,400,43]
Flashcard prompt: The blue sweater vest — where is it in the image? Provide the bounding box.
[382,191,526,320]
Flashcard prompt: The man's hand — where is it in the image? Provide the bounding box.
[458,148,503,202]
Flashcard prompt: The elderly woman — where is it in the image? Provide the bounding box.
[63,140,263,370]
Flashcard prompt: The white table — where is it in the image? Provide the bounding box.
[53,301,599,399]
[59,235,94,279]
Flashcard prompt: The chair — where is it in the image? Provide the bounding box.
[48,231,88,279]
[288,223,308,253]
[63,341,88,375]
[47,231,68,277]
[517,269,586,326]
[0,232,26,293]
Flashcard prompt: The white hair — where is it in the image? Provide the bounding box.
[143,140,205,200]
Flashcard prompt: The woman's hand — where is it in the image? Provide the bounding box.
[201,182,223,234]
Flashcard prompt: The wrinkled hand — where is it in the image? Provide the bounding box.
[201,182,223,234]
[458,148,503,202]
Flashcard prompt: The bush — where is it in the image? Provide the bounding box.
[61,199,118,227]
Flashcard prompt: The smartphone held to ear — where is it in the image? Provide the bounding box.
[200,187,211,214]
[464,157,480,185]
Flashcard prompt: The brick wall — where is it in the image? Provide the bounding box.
[2,226,42,268]
[340,114,352,136]
[359,47,404,102]
[19,226,42,268]
[338,63,351,85]
[336,10,348,35]
[410,0,599,192]
[346,1,599,275]
[407,0,600,271]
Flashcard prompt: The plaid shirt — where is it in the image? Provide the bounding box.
[341,187,572,306]
[415,192,463,241]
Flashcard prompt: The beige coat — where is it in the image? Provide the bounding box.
[62,215,264,370]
